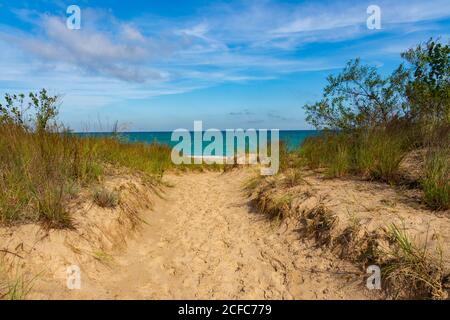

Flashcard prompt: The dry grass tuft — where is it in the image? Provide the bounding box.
[335,226,379,266]
[380,224,447,299]
[254,191,292,220]
[282,169,309,188]
[300,204,338,246]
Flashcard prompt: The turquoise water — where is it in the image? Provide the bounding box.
[77,130,318,156]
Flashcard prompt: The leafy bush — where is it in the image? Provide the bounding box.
[300,39,449,205]
[402,39,450,127]
[303,58,408,131]
[0,89,60,131]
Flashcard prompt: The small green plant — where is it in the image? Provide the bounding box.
[0,268,35,300]
[3,277,33,300]
[92,188,119,208]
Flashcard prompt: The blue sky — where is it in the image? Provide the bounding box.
[0,0,449,131]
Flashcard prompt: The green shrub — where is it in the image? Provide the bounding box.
[299,38,449,194]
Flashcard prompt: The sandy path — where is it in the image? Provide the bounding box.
[49,170,371,299]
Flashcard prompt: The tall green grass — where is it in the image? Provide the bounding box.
[422,147,450,210]
[94,137,172,179]
[353,129,409,182]
[0,124,172,227]
[299,123,449,210]
[298,132,339,170]
[326,143,350,178]
[299,127,411,182]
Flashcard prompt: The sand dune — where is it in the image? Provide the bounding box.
[3,170,374,299]
[91,170,369,299]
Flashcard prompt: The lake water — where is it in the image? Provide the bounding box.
[77,130,319,156]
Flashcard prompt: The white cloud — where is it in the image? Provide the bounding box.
[0,0,448,103]
[120,24,145,42]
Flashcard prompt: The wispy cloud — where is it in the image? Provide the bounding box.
[0,0,448,127]
[2,12,169,83]
[267,111,290,121]
[228,109,255,116]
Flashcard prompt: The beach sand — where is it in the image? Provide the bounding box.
[1,169,374,299]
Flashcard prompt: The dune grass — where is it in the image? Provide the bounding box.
[299,127,412,182]
[298,124,450,210]
[326,143,350,178]
[94,137,172,179]
[301,204,338,247]
[353,129,410,182]
[282,168,309,188]
[299,128,450,210]
[0,123,172,228]
[255,192,292,220]
[381,224,446,299]
[422,147,450,210]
